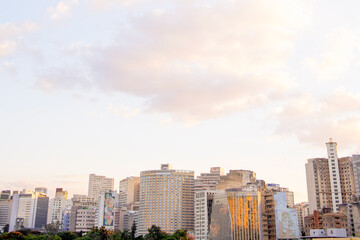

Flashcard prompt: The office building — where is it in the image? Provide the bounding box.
[138,164,194,235]
[47,188,72,224]
[261,191,300,240]
[216,169,256,190]
[194,190,217,240]
[69,195,97,232]
[339,195,360,236]
[294,202,310,235]
[0,191,12,230]
[352,154,360,195]
[88,174,114,201]
[209,189,262,240]
[304,209,347,236]
[9,190,49,231]
[194,167,224,192]
[266,183,295,208]
[95,190,118,230]
[119,177,140,208]
[306,139,356,213]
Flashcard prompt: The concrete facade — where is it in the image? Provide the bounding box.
[88,174,114,202]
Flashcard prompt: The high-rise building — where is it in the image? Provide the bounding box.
[95,191,118,230]
[88,174,114,201]
[9,190,49,231]
[266,183,295,208]
[0,191,12,230]
[209,189,262,240]
[306,139,356,213]
[138,164,194,235]
[339,197,360,237]
[47,188,72,224]
[352,154,360,195]
[194,167,224,192]
[119,177,140,208]
[194,167,224,240]
[216,170,256,190]
[194,190,217,240]
[294,202,310,235]
[261,191,300,240]
[69,195,97,232]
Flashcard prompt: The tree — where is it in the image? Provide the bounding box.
[130,222,136,240]
[45,221,62,235]
[57,231,77,240]
[144,225,166,240]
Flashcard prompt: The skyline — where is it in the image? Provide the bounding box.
[2,0,360,203]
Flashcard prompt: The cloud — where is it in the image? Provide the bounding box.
[0,22,39,58]
[274,89,360,150]
[35,66,91,93]
[108,104,139,118]
[37,0,310,122]
[48,0,78,20]
[305,28,360,82]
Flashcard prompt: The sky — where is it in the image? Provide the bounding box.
[1,0,360,203]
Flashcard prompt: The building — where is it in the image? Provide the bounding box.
[294,202,310,235]
[266,183,295,208]
[306,139,356,213]
[209,189,262,240]
[138,164,194,235]
[304,209,348,236]
[216,170,256,190]
[123,211,138,231]
[62,205,72,231]
[194,167,224,240]
[8,190,49,231]
[88,174,114,201]
[352,154,360,195]
[35,187,47,195]
[194,190,217,240]
[47,188,72,224]
[95,191,118,230]
[69,206,96,233]
[194,167,224,192]
[261,191,300,240]
[0,191,12,230]
[69,195,97,233]
[119,177,140,208]
[339,196,360,236]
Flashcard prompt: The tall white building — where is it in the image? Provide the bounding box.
[9,190,49,231]
[138,164,194,235]
[194,190,217,240]
[194,167,224,192]
[119,177,140,208]
[326,139,343,212]
[47,189,72,224]
[88,174,114,201]
[294,202,310,235]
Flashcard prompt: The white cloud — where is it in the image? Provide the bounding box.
[0,22,39,58]
[108,104,139,118]
[49,0,78,20]
[305,28,360,82]
[38,0,310,122]
[274,89,360,150]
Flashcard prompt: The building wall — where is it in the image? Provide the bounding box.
[353,155,360,195]
[216,170,256,190]
[0,199,12,229]
[88,174,114,201]
[194,191,216,240]
[138,164,194,235]
[209,190,262,240]
[119,177,140,208]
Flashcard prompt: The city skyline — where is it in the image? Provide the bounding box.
[2,0,360,204]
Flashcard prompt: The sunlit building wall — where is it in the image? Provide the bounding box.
[209,190,262,240]
[138,164,194,235]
